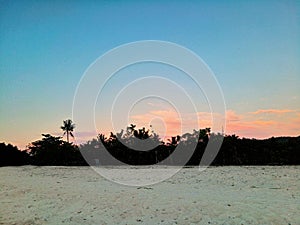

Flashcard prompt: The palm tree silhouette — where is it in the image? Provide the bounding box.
[60,119,75,143]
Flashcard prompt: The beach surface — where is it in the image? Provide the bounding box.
[0,166,299,225]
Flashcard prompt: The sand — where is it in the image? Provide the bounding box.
[0,166,299,225]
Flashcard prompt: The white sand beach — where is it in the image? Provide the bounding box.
[0,166,299,225]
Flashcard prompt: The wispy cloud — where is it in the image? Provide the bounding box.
[226,110,241,122]
[251,109,295,115]
[129,108,300,139]
[226,109,300,138]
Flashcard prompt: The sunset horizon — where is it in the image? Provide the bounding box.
[1,1,299,149]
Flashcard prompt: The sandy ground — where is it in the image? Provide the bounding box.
[0,166,299,225]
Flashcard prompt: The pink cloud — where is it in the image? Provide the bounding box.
[226,110,242,122]
[127,108,300,140]
[226,109,300,138]
[251,109,295,115]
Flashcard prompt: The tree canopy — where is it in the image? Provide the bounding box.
[60,119,75,143]
[28,134,86,166]
[1,124,299,166]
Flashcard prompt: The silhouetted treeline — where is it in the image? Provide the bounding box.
[213,134,300,165]
[1,126,299,166]
[28,134,87,166]
[80,127,300,166]
[0,143,29,166]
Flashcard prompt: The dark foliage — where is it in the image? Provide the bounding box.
[0,143,29,166]
[60,119,75,143]
[79,126,300,166]
[213,135,300,165]
[1,126,299,166]
[28,134,87,166]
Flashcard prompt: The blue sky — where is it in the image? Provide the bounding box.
[0,0,299,148]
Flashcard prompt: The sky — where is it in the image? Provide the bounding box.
[0,0,299,149]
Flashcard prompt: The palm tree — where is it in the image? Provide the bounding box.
[60,119,75,143]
